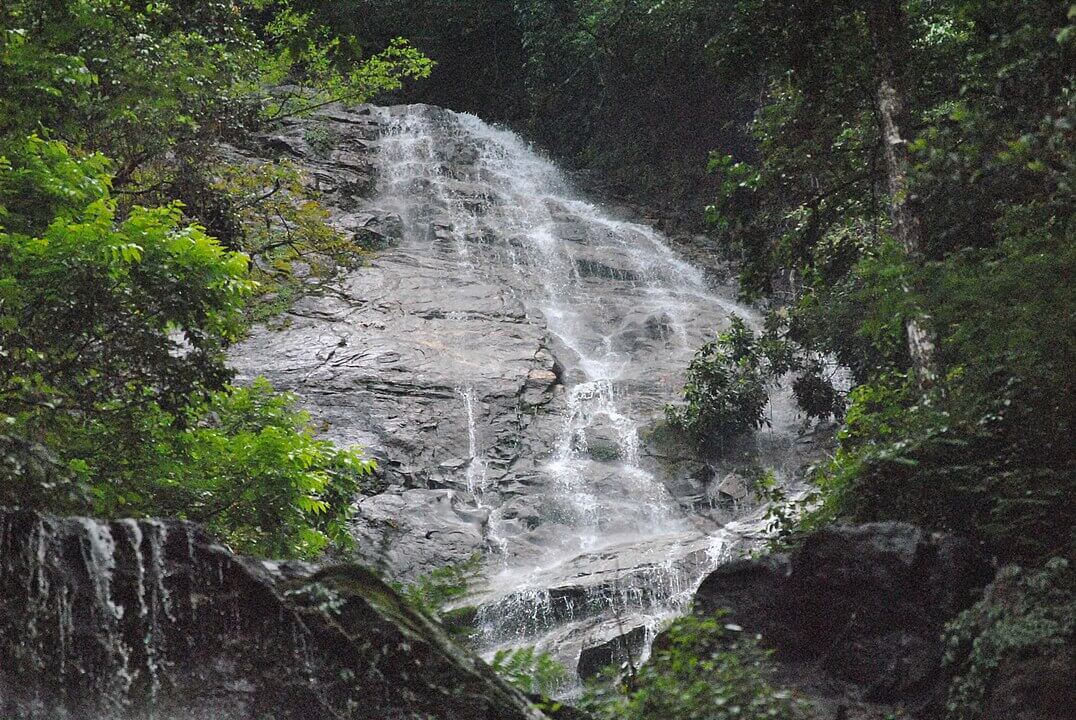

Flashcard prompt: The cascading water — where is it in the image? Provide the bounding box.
[368,105,806,681]
[0,102,814,716]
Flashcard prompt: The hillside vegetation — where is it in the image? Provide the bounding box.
[1,2,1072,718]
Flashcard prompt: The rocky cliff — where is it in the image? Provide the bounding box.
[0,508,546,720]
[227,102,823,674]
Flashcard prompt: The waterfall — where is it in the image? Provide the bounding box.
[368,105,804,679]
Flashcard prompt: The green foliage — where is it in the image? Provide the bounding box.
[666,316,771,452]
[580,615,799,720]
[0,136,252,434]
[304,0,747,212]
[489,646,569,698]
[0,0,428,557]
[303,125,339,156]
[1,0,431,321]
[753,470,819,545]
[943,558,1076,720]
[0,1,432,172]
[700,0,1075,564]
[296,0,524,124]
[803,223,1076,563]
[136,379,375,559]
[0,137,373,559]
[392,554,482,620]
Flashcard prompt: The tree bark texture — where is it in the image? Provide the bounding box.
[864,0,938,384]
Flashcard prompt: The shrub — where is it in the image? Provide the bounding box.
[392,554,482,620]
[0,137,374,559]
[146,379,376,559]
[666,316,770,452]
[489,646,569,698]
[580,615,799,720]
[943,558,1076,720]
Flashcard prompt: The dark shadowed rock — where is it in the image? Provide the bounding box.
[577,623,647,679]
[691,523,992,715]
[0,509,545,720]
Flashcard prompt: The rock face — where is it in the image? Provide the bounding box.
[691,523,992,716]
[0,508,545,720]
[229,102,817,676]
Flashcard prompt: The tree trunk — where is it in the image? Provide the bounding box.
[864,0,937,385]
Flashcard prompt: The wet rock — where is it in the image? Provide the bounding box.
[691,523,992,713]
[0,509,545,720]
[574,257,641,282]
[336,211,404,250]
[230,102,819,668]
[712,472,750,504]
[263,133,308,157]
[577,624,647,679]
[351,489,489,581]
[575,423,623,462]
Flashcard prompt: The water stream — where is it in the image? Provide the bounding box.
[370,105,806,680]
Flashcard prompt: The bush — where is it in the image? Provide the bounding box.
[489,646,569,698]
[142,379,376,559]
[807,360,1075,564]
[666,316,770,452]
[943,558,1076,720]
[0,136,252,433]
[580,615,799,720]
[392,554,481,621]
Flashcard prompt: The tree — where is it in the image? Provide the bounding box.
[863,0,937,383]
[0,136,252,433]
[666,316,770,453]
[0,137,374,558]
[703,0,1075,562]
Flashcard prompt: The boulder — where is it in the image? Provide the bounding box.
[691,523,992,713]
[0,509,546,720]
[712,472,750,504]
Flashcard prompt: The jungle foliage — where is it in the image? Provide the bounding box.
[297,0,750,214]
[580,616,799,720]
[0,0,430,558]
[693,0,1075,565]
[665,316,771,452]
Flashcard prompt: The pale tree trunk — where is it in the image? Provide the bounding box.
[864,0,937,385]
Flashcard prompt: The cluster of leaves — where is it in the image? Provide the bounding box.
[0,0,432,177]
[1,0,432,315]
[488,646,569,698]
[512,0,748,203]
[128,379,375,558]
[0,136,251,439]
[665,316,771,453]
[580,615,799,720]
[942,558,1075,719]
[0,0,435,558]
[392,554,482,621]
[667,312,846,454]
